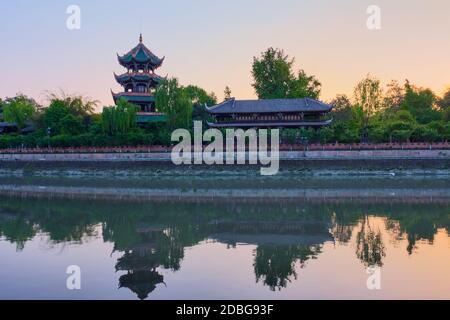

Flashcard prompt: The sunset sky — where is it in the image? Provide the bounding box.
[1,0,449,110]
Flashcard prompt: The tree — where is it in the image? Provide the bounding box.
[42,93,98,135]
[61,114,84,135]
[224,86,232,101]
[289,69,321,99]
[252,47,321,99]
[43,99,71,135]
[0,98,4,121]
[45,91,98,117]
[437,87,450,122]
[184,85,217,123]
[155,78,192,130]
[354,75,383,141]
[2,95,37,128]
[330,94,353,122]
[385,109,416,143]
[383,80,405,110]
[402,81,440,124]
[101,98,138,135]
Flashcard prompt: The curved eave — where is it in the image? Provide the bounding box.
[117,46,164,69]
[114,73,162,87]
[204,98,235,113]
[111,92,156,104]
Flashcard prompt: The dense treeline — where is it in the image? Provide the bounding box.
[0,85,217,148]
[251,48,449,144]
[0,47,448,148]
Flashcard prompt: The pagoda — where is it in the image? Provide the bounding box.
[112,34,166,123]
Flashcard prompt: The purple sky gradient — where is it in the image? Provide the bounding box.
[1,0,449,110]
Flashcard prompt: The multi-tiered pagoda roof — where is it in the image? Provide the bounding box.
[117,34,165,71]
[114,72,162,88]
[112,34,167,123]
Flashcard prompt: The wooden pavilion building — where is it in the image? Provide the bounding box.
[204,97,333,129]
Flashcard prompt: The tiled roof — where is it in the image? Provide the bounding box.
[205,98,333,114]
[117,35,164,68]
[114,72,162,83]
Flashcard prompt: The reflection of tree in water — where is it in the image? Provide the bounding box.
[355,216,386,267]
[331,212,355,244]
[254,244,322,291]
[387,214,445,255]
[211,219,328,291]
[0,214,36,251]
[0,197,449,296]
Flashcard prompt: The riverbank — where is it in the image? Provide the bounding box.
[0,183,448,204]
[1,149,449,162]
[0,149,448,177]
[0,171,448,203]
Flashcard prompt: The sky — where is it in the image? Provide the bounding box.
[1,0,449,110]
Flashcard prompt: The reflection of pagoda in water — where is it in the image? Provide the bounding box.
[115,227,166,300]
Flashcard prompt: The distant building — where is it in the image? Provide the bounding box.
[112,34,167,124]
[205,97,333,129]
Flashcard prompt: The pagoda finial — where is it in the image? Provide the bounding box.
[139,33,143,43]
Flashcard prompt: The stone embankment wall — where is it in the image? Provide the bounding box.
[0,149,448,162]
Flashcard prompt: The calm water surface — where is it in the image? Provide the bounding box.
[0,175,449,300]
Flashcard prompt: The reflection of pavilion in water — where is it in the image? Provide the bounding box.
[113,219,333,297]
[1,196,448,298]
[210,220,332,246]
[210,220,332,291]
[115,226,166,300]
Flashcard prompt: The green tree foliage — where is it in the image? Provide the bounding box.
[385,110,416,143]
[383,80,404,110]
[155,78,193,130]
[2,95,37,128]
[184,85,217,124]
[252,47,321,99]
[61,114,84,135]
[42,93,98,135]
[45,91,97,117]
[354,75,383,140]
[401,81,441,124]
[43,99,70,135]
[290,69,321,99]
[330,94,353,122]
[437,88,450,122]
[326,95,363,143]
[101,98,138,136]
